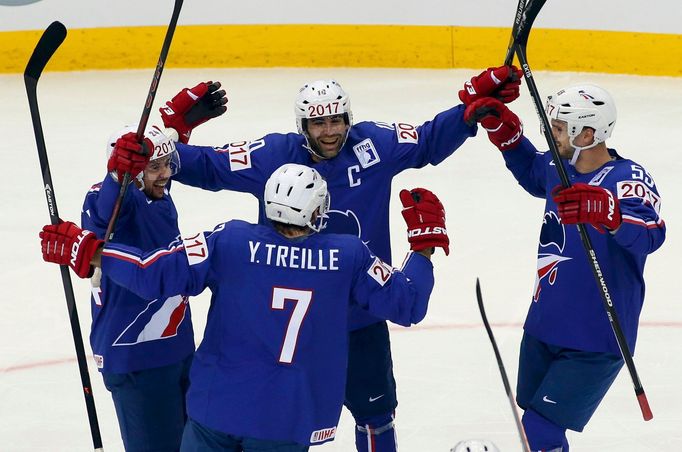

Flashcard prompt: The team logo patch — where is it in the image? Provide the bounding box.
[217,139,265,172]
[534,211,572,302]
[324,209,362,238]
[617,180,661,213]
[183,232,209,265]
[395,122,419,144]
[368,257,393,287]
[352,139,380,168]
[310,426,337,443]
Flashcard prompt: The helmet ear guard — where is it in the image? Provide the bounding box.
[294,80,353,159]
[545,84,617,165]
[264,163,330,233]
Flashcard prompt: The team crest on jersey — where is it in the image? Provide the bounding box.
[324,209,361,237]
[113,295,189,346]
[534,211,572,301]
[352,139,380,168]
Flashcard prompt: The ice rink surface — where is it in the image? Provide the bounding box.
[1,67,681,451]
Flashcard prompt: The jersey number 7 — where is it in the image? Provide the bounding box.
[272,287,312,364]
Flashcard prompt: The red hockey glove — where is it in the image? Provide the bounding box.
[40,221,103,278]
[107,132,153,182]
[552,183,622,233]
[464,97,523,151]
[459,65,523,106]
[160,81,228,144]
[400,188,449,256]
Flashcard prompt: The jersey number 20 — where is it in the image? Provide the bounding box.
[272,287,312,364]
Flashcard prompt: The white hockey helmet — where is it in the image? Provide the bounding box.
[106,124,180,186]
[264,163,330,232]
[545,84,617,165]
[451,439,500,452]
[294,79,353,158]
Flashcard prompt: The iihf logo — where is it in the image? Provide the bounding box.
[533,211,572,301]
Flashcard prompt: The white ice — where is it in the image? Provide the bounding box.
[1,67,681,451]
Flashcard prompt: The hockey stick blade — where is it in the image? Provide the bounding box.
[512,1,653,422]
[24,23,104,451]
[505,0,547,66]
[476,278,530,452]
[512,0,547,48]
[24,21,66,82]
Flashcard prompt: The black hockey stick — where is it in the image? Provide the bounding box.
[476,279,530,452]
[510,0,653,421]
[24,21,104,451]
[504,0,526,66]
[104,0,184,241]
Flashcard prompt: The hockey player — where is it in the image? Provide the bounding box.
[81,125,193,451]
[78,82,226,452]
[157,68,521,452]
[463,85,666,451]
[39,163,450,452]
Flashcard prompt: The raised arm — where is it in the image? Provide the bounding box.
[351,187,449,326]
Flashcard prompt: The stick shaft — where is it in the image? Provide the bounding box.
[104,0,184,242]
[476,279,530,452]
[24,22,104,450]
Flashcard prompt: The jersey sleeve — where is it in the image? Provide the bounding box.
[173,134,289,197]
[350,242,435,327]
[610,168,666,255]
[378,105,477,174]
[100,223,228,300]
[501,137,549,198]
[80,174,137,238]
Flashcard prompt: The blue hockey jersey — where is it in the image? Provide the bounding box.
[174,105,475,329]
[81,175,194,373]
[503,138,666,354]
[99,220,435,446]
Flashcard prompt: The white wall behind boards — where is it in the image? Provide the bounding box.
[1,0,680,34]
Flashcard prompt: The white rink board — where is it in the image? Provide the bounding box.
[1,68,681,451]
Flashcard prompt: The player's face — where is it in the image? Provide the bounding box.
[306,115,349,159]
[142,154,172,199]
[550,119,574,159]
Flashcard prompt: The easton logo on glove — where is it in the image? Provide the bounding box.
[407,226,448,238]
[70,229,93,268]
[40,221,103,279]
[400,188,450,255]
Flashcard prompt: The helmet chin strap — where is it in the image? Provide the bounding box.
[568,137,599,166]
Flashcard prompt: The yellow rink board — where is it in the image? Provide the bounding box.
[1,24,680,76]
